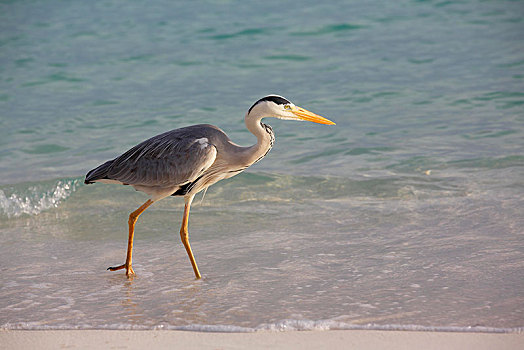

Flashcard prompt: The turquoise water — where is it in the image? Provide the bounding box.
[1,0,523,331]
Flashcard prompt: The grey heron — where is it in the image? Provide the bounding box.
[85,95,335,279]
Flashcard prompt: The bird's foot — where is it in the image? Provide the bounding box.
[107,263,135,277]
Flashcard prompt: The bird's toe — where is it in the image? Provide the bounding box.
[107,264,126,271]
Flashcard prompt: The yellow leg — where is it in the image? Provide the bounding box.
[180,198,202,279]
[108,199,154,277]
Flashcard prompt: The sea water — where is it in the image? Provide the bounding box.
[1,0,523,332]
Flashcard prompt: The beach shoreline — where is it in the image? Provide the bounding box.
[2,329,523,350]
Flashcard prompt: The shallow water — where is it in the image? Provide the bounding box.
[1,0,523,332]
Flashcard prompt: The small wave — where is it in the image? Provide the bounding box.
[208,28,268,41]
[2,319,521,333]
[0,178,80,218]
[254,319,522,334]
[291,23,365,36]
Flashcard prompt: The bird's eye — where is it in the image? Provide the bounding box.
[284,104,291,110]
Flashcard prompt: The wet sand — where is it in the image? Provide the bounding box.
[1,329,522,350]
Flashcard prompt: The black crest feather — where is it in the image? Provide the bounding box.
[248,95,291,114]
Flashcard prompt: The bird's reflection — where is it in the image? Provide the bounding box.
[106,270,211,326]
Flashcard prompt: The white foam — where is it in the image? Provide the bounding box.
[254,319,522,333]
[1,319,521,333]
[0,178,80,218]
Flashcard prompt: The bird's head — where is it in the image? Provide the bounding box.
[247,95,335,125]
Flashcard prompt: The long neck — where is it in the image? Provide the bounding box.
[241,111,275,165]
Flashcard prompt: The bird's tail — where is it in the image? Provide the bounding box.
[84,160,114,184]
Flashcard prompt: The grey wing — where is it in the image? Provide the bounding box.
[97,129,217,188]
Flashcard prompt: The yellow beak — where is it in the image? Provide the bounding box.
[292,106,336,125]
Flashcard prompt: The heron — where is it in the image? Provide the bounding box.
[85,95,335,279]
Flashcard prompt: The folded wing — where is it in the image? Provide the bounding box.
[85,127,217,191]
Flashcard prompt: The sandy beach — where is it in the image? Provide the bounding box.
[1,330,522,350]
